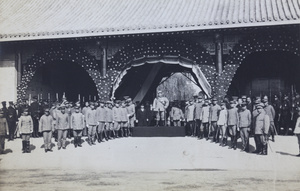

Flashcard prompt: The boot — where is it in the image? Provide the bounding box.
[97,133,101,143]
[258,145,264,155]
[22,140,26,153]
[229,136,234,149]
[104,131,109,141]
[219,138,223,146]
[233,136,237,150]
[74,137,78,148]
[26,141,31,153]
[78,137,82,147]
[264,144,268,155]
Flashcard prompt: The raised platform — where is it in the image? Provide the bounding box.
[132,126,186,137]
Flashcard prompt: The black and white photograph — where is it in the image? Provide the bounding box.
[0,0,300,190]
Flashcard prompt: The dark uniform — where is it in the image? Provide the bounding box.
[281,96,291,135]
[272,95,281,135]
[29,99,40,137]
[7,102,17,141]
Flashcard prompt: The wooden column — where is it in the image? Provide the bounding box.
[215,33,223,74]
[16,51,22,86]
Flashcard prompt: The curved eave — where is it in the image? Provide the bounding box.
[1,20,299,42]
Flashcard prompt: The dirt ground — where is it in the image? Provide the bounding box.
[0,136,300,191]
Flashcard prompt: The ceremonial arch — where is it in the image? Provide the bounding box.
[106,39,216,103]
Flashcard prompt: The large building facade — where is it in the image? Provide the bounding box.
[0,0,299,103]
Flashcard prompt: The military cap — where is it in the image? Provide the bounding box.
[115,100,121,104]
[126,97,132,102]
[220,102,226,106]
[198,95,203,99]
[254,100,261,104]
[1,101,6,104]
[157,90,162,94]
[212,98,217,101]
[9,101,14,104]
[241,102,247,107]
[262,98,268,103]
[123,96,130,100]
[229,100,235,104]
[74,106,80,109]
[44,108,50,112]
[241,95,247,99]
[256,103,264,109]
[23,108,29,112]
[193,94,198,98]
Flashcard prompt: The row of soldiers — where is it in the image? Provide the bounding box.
[0,96,136,153]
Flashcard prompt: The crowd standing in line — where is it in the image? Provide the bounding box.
[0,92,299,157]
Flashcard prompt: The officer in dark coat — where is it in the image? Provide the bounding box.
[29,96,40,137]
[281,95,291,135]
[136,104,149,126]
[7,101,17,141]
[272,95,281,135]
[1,101,8,118]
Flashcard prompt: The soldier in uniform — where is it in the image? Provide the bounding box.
[56,106,69,150]
[7,101,17,141]
[281,95,291,135]
[209,98,221,142]
[96,101,106,142]
[1,101,8,118]
[105,101,114,139]
[272,95,281,135]
[227,101,239,149]
[194,95,204,139]
[0,109,8,154]
[201,100,210,140]
[293,107,300,157]
[29,96,40,138]
[238,102,251,152]
[170,102,184,127]
[70,106,84,148]
[126,97,136,136]
[81,102,90,137]
[120,100,129,137]
[254,103,270,155]
[153,90,169,126]
[185,99,195,136]
[217,102,227,146]
[86,102,97,145]
[18,108,33,153]
[39,108,54,152]
[263,97,276,142]
[112,100,122,138]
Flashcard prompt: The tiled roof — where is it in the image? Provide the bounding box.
[0,0,300,42]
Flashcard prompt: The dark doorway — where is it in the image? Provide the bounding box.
[227,51,300,98]
[26,61,98,102]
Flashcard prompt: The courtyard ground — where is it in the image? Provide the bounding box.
[0,135,300,191]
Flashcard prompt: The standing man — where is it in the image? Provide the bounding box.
[263,97,276,142]
[194,95,204,139]
[81,102,90,137]
[153,90,169,127]
[18,108,33,153]
[0,109,8,154]
[281,95,291,135]
[272,95,281,135]
[254,103,270,155]
[96,101,106,142]
[201,100,210,140]
[86,102,97,145]
[238,102,252,152]
[126,97,136,136]
[56,106,69,150]
[227,101,239,149]
[209,98,221,142]
[29,96,40,138]
[105,101,114,139]
[39,108,54,153]
[71,106,84,148]
[7,101,17,141]
[170,102,184,127]
[185,99,195,136]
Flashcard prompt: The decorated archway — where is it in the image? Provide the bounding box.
[100,38,217,101]
[216,32,300,99]
[17,45,102,102]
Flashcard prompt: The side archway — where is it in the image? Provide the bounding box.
[217,32,300,99]
[17,45,102,102]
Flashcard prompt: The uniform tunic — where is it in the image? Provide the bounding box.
[194,102,203,120]
[185,104,195,122]
[153,97,169,112]
[18,115,33,134]
[0,117,8,136]
[217,109,227,126]
[238,109,252,128]
[113,107,122,122]
[201,106,210,123]
[86,109,97,126]
[264,105,275,122]
[227,108,239,126]
[39,115,54,132]
[126,104,136,120]
[254,111,270,135]
[96,106,106,122]
[105,107,113,123]
[209,104,221,122]
[56,112,69,130]
[170,107,184,121]
[120,107,128,122]
[71,112,84,130]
